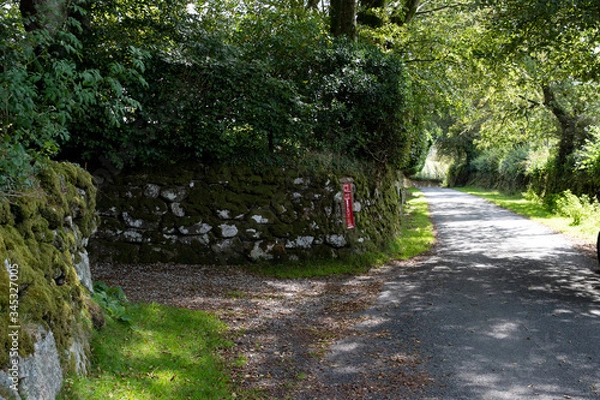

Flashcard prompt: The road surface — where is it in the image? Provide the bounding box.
[317,188,600,399]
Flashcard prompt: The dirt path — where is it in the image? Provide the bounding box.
[91,262,412,398]
[92,188,600,399]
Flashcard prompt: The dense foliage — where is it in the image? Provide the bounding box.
[0,0,420,182]
[61,2,422,172]
[0,0,143,191]
[3,0,600,204]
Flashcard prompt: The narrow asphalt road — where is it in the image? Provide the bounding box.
[313,188,600,399]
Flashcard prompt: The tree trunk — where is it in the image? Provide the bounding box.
[19,0,67,33]
[306,0,320,11]
[330,0,356,39]
[392,0,420,26]
[357,0,386,28]
[542,84,578,194]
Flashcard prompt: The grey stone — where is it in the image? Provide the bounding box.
[18,327,63,400]
[69,338,90,375]
[326,234,347,248]
[162,226,176,234]
[178,222,212,235]
[144,184,161,198]
[251,215,269,224]
[122,211,144,229]
[73,250,93,293]
[246,228,261,239]
[220,224,239,238]
[170,203,185,217]
[123,230,144,243]
[212,239,234,253]
[162,234,178,243]
[0,369,21,400]
[250,241,273,261]
[285,236,314,249]
[160,186,187,203]
[217,210,231,219]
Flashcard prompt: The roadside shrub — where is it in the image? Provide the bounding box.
[554,190,599,226]
[308,39,420,170]
[575,125,600,193]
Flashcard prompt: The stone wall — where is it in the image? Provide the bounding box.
[0,161,98,400]
[91,162,406,264]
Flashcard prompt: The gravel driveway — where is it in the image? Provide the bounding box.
[304,187,600,399]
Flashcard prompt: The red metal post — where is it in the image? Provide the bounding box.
[342,183,355,229]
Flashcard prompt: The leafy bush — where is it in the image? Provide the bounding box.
[0,2,143,192]
[92,282,131,324]
[308,39,422,170]
[554,190,599,226]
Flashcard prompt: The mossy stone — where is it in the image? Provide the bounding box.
[269,221,293,237]
[0,200,14,225]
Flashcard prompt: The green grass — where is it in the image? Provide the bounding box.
[456,186,599,245]
[59,303,235,400]
[247,188,435,279]
[387,188,436,260]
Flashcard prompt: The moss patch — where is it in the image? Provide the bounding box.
[0,161,98,373]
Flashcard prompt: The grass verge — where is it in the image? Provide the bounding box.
[387,188,436,260]
[455,186,598,245]
[58,303,235,400]
[248,187,435,278]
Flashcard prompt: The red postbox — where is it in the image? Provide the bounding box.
[342,182,355,229]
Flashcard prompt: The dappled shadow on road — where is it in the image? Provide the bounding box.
[318,249,600,399]
[313,188,600,399]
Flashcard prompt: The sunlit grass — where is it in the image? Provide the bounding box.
[58,303,234,400]
[456,186,599,245]
[387,188,435,260]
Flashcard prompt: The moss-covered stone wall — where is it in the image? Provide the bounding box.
[91,162,406,264]
[0,161,98,400]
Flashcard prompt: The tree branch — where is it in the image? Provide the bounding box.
[517,94,542,109]
[415,2,469,17]
[405,58,443,63]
